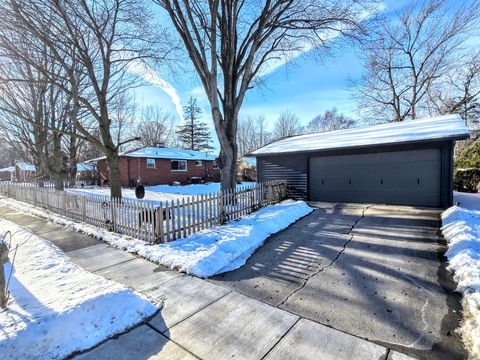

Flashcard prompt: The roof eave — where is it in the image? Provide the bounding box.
[250,134,469,157]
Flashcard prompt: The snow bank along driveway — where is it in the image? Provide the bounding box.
[0,196,312,278]
[0,218,157,360]
[442,192,480,359]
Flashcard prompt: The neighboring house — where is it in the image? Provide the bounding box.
[251,114,469,208]
[15,162,37,182]
[0,162,37,182]
[90,147,220,186]
[236,158,256,182]
[76,163,98,184]
[14,162,37,182]
[0,166,15,181]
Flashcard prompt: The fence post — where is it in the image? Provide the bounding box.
[155,206,164,243]
[82,196,86,222]
[33,187,37,207]
[62,192,67,216]
[111,198,117,232]
[218,191,225,225]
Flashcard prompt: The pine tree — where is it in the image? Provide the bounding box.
[177,97,214,152]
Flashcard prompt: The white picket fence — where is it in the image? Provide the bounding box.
[0,181,288,243]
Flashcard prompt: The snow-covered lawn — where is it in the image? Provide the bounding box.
[67,182,256,204]
[0,218,157,359]
[442,191,480,359]
[0,195,312,278]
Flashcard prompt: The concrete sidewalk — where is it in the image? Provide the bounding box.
[0,204,414,360]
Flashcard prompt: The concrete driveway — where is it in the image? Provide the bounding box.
[210,203,465,360]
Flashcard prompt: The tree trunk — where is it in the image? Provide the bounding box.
[106,153,122,199]
[53,173,64,191]
[68,167,76,188]
[68,136,77,188]
[219,145,237,190]
[215,108,238,192]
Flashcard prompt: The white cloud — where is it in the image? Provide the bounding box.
[127,60,184,120]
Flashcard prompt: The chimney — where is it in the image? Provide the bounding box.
[156,142,166,148]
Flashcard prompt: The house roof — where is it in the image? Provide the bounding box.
[250,114,470,156]
[124,147,217,161]
[0,166,15,173]
[86,147,217,162]
[16,162,36,171]
[77,163,96,171]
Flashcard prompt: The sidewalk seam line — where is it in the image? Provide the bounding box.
[145,327,202,360]
[260,317,301,360]
[90,257,137,273]
[149,290,232,334]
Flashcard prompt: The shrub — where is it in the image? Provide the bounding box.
[454,167,480,193]
[455,141,480,169]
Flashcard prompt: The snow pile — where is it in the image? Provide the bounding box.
[0,196,312,277]
[0,218,157,359]
[131,199,313,277]
[442,192,480,359]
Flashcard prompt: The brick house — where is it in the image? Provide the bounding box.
[0,166,15,181]
[91,147,220,187]
[0,162,36,182]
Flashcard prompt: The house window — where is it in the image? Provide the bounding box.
[171,160,187,171]
[195,160,203,167]
[146,159,156,169]
[213,160,219,169]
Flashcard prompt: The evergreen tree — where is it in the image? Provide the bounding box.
[177,97,214,152]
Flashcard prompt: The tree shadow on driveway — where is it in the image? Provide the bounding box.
[209,202,466,360]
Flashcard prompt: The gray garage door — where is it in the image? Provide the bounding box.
[309,149,441,207]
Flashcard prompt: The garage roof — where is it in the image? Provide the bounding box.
[251,114,469,156]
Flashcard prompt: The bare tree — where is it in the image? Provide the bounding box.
[0,143,17,169]
[133,105,177,148]
[307,108,355,132]
[0,0,167,198]
[237,114,273,156]
[273,110,304,139]
[154,0,377,190]
[0,40,77,190]
[427,51,480,132]
[353,0,480,123]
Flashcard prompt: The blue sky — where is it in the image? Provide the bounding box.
[135,36,364,130]
[133,0,477,148]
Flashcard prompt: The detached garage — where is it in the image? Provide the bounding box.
[251,114,469,208]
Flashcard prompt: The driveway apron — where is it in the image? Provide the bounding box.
[209,203,465,360]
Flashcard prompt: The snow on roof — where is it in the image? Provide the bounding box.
[0,166,15,173]
[16,162,36,171]
[123,147,217,161]
[77,163,96,171]
[86,147,217,162]
[251,114,469,156]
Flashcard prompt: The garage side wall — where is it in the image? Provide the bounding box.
[257,154,308,199]
[257,140,455,207]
